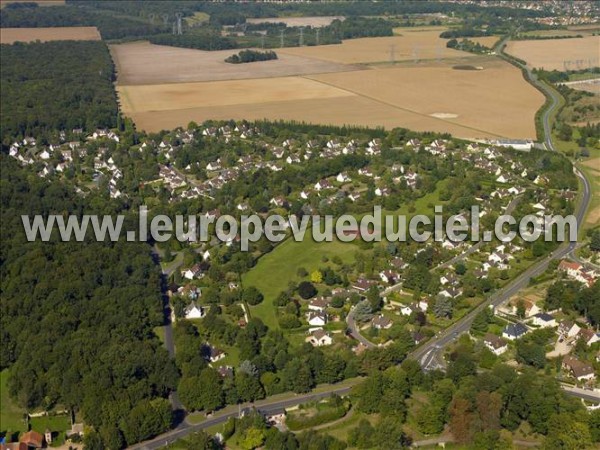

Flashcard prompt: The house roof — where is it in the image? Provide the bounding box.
[20,431,43,448]
[563,355,594,378]
[503,323,528,337]
[309,297,330,309]
[311,329,330,340]
[534,312,554,322]
[308,311,327,322]
[484,333,507,349]
[372,315,392,328]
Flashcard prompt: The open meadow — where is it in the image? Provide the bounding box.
[242,237,357,329]
[505,36,600,71]
[0,26,100,44]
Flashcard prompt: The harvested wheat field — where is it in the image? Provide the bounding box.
[121,91,503,138]
[118,57,542,139]
[0,27,100,44]
[505,36,600,70]
[307,58,543,138]
[110,41,357,85]
[118,77,352,112]
[278,29,476,64]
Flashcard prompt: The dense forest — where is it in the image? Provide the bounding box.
[0,4,167,40]
[0,157,179,447]
[68,0,548,22]
[0,41,119,143]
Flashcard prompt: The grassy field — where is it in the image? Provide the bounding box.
[1,370,26,433]
[242,237,358,328]
[578,155,600,229]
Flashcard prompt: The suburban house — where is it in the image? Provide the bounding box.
[510,299,540,318]
[306,329,333,347]
[314,179,332,191]
[371,314,393,330]
[336,172,351,183]
[439,287,462,299]
[20,431,44,449]
[558,260,598,287]
[502,323,529,340]
[181,264,203,280]
[352,278,377,292]
[184,301,205,320]
[483,333,508,355]
[398,305,413,316]
[562,355,596,382]
[530,312,557,328]
[307,311,328,327]
[578,328,600,347]
[558,320,581,340]
[379,270,399,284]
[308,297,330,312]
[207,346,226,363]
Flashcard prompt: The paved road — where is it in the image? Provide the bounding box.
[346,307,376,348]
[129,386,353,450]
[414,166,591,371]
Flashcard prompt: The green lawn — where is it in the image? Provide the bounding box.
[30,415,70,447]
[242,237,358,329]
[1,370,26,433]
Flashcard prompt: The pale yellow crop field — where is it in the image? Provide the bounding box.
[307,58,544,138]
[110,41,357,85]
[118,77,352,112]
[278,29,475,64]
[505,36,600,70]
[118,57,543,139]
[0,27,101,44]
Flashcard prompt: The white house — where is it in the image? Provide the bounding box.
[371,314,393,329]
[308,297,330,312]
[562,355,596,382]
[336,172,351,183]
[306,329,333,347]
[307,311,327,327]
[483,333,508,356]
[184,302,205,320]
[530,313,556,328]
[502,323,528,340]
[398,305,413,316]
[558,320,581,340]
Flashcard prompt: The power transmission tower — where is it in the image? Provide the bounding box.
[316,28,320,46]
[280,29,284,48]
[299,27,304,46]
[162,14,169,25]
[176,13,183,35]
[389,44,395,63]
